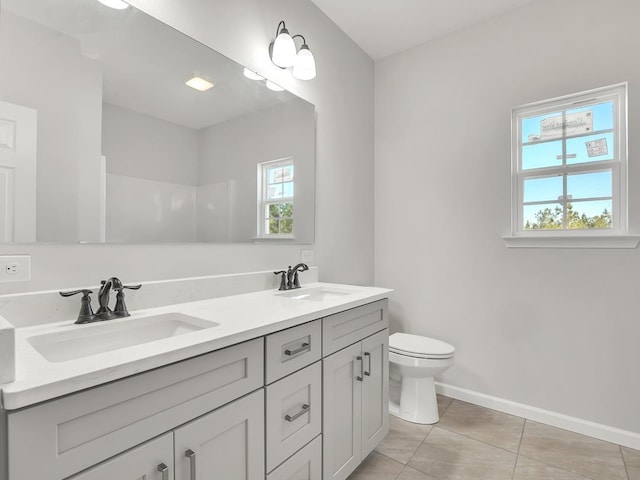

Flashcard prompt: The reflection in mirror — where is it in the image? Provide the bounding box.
[0,0,315,244]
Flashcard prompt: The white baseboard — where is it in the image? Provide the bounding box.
[435,382,640,450]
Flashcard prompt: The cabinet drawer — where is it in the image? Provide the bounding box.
[67,432,174,480]
[265,319,321,384]
[266,361,322,472]
[7,338,263,480]
[266,434,322,480]
[322,299,388,355]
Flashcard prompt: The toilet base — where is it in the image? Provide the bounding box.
[389,376,440,424]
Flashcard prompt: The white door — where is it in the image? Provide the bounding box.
[322,342,362,480]
[361,330,389,457]
[0,100,37,242]
[174,389,265,480]
[68,433,174,480]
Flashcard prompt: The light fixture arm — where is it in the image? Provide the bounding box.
[292,34,307,47]
[275,20,287,38]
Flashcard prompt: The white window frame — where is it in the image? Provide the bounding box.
[504,83,639,248]
[257,157,294,239]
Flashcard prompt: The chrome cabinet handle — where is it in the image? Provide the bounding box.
[285,403,310,422]
[356,355,363,381]
[285,342,310,356]
[185,449,196,480]
[364,352,371,376]
[157,463,169,480]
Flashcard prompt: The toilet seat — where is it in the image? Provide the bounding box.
[389,333,455,359]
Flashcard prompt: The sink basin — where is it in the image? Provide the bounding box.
[27,313,219,363]
[276,286,361,302]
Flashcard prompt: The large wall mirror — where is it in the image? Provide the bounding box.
[0,0,315,244]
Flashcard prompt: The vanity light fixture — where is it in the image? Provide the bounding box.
[243,68,264,81]
[270,21,317,80]
[185,75,214,92]
[97,0,130,10]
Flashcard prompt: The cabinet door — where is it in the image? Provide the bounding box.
[174,389,264,480]
[322,342,362,480]
[361,329,389,457]
[68,433,173,480]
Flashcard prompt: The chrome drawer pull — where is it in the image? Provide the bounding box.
[285,403,310,422]
[157,463,169,480]
[185,449,196,480]
[364,352,371,376]
[356,355,363,381]
[284,342,310,356]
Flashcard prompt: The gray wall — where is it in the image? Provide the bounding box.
[0,0,374,292]
[199,101,314,243]
[375,0,640,434]
[0,11,103,243]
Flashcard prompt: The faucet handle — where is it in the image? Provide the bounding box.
[113,283,141,317]
[274,270,288,291]
[59,289,96,324]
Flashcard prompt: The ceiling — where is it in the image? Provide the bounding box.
[310,0,539,60]
[3,0,295,130]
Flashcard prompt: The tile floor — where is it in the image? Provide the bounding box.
[347,395,640,480]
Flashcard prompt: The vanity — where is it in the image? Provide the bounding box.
[0,280,391,480]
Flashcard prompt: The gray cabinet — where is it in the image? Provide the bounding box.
[68,433,174,480]
[174,389,265,480]
[2,298,390,480]
[322,304,389,480]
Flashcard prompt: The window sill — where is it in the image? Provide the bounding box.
[251,236,296,244]
[502,235,640,249]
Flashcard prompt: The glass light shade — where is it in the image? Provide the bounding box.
[97,0,130,9]
[271,29,297,68]
[292,46,316,80]
[266,80,285,92]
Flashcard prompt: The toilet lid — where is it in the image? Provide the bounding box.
[389,333,455,359]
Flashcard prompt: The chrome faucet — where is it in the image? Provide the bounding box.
[61,277,141,323]
[287,263,309,289]
[274,263,309,291]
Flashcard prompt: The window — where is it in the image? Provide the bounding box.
[510,84,628,240]
[258,158,294,238]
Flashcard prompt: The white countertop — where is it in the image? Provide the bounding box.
[1,282,391,410]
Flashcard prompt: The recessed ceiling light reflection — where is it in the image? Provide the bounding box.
[265,80,284,92]
[97,0,130,10]
[243,68,264,81]
[185,76,214,92]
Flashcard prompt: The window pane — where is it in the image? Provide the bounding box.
[282,182,294,198]
[269,204,280,218]
[521,111,561,144]
[567,171,612,200]
[523,203,563,230]
[267,184,283,200]
[566,200,612,229]
[566,101,613,132]
[268,167,283,184]
[522,140,563,170]
[269,218,280,234]
[523,175,563,203]
[280,219,293,233]
[280,202,293,219]
[281,165,294,182]
[566,132,614,164]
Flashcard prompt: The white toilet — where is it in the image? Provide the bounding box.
[388,332,455,424]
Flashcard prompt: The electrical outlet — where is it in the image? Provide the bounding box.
[0,255,31,282]
[300,249,314,264]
